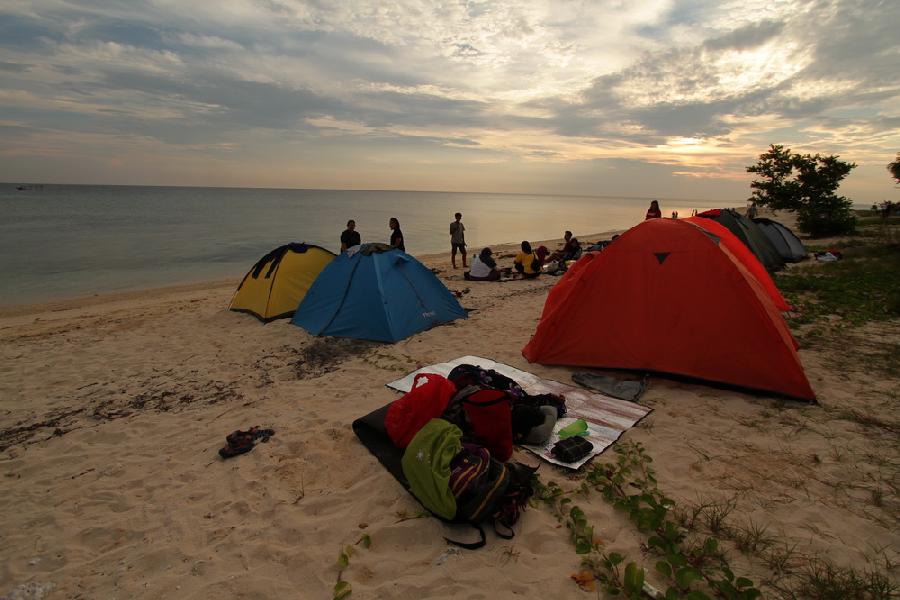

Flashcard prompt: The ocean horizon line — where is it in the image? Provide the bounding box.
[2,181,734,205]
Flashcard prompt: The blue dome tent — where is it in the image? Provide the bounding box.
[292,245,466,342]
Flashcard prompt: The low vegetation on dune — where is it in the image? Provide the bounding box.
[777,214,900,326]
[532,212,900,599]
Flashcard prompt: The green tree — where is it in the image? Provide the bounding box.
[747,144,856,237]
[888,152,900,184]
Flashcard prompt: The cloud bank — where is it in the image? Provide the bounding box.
[1,0,897,201]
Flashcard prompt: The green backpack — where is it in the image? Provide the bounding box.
[401,418,536,548]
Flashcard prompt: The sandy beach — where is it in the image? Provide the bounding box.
[1,224,897,600]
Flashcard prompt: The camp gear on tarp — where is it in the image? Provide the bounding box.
[353,407,536,549]
[444,364,564,459]
[557,418,589,439]
[388,356,652,469]
[385,373,457,448]
[551,437,595,463]
[402,419,463,520]
[523,406,557,445]
[460,389,514,462]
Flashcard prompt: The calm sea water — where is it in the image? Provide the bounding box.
[0,184,739,304]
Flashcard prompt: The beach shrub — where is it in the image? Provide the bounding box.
[777,240,900,325]
[888,152,900,184]
[534,443,765,599]
[747,145,856,237]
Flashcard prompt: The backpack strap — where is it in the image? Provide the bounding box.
[493,519,515,540]
[443,523,486,550]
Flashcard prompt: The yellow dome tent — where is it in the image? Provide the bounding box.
[230,243,336,321]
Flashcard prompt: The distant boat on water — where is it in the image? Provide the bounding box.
[15,184,43,191]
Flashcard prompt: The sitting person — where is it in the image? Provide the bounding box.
[465,247,501,281]
[550,231,581,262]
[514,241,541,279]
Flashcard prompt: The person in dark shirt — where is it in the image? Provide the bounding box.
[550,230,581,261]
[340,219,361,252]
[389,217,405,252]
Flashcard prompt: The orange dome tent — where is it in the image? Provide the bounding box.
[684,216,791,312]
[522,219,815,401]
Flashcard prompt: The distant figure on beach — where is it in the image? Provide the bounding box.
[465,248,500,281]
[514,241,541,279]
[389,217,405,252]
[340,219,361,252]
[645,200,662,220]
[746,202,758,219]
[551,231,581,262]
[671,211,679,219]
[450,212,467,269]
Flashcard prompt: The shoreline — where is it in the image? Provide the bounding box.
[0,229,626,317]
[3,210,894,599]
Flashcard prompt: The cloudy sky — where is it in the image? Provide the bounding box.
[1,0,898,201]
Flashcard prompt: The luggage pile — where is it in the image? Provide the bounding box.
[353,364,566,548]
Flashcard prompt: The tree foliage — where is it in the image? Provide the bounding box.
[889,152,900,184]
[747,145,856,237]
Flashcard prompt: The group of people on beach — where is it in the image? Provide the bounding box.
[338,201,672,283]
[339,218,405,253]
[465,229,583,282]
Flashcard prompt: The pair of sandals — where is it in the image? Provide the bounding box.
[218,427,275,459]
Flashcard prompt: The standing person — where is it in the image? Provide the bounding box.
[388,217,405,252]
[449,212,467,269]
[645,200,662,220]
[340,219,361,252]
[746,202,758,219]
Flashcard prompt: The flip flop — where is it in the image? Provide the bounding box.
[219,438,255,459]
[226,427,258,446]
[219,427,276,459]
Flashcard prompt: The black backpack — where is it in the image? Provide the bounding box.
[449,443,537,548]
[353,403,537,550]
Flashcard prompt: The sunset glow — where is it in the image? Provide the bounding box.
[1,0,897,201]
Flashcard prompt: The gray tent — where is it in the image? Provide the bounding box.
[697,209,786,271]
[753,218,806,262]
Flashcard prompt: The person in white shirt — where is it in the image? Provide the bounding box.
[465,247,500,281]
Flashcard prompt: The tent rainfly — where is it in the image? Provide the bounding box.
[292,244,466,342]
[522,219,815,401]
[753,218,807,262]
[230,243,335,322]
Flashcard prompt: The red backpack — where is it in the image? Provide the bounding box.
[452,386,514,462]
[385,373,457,448]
